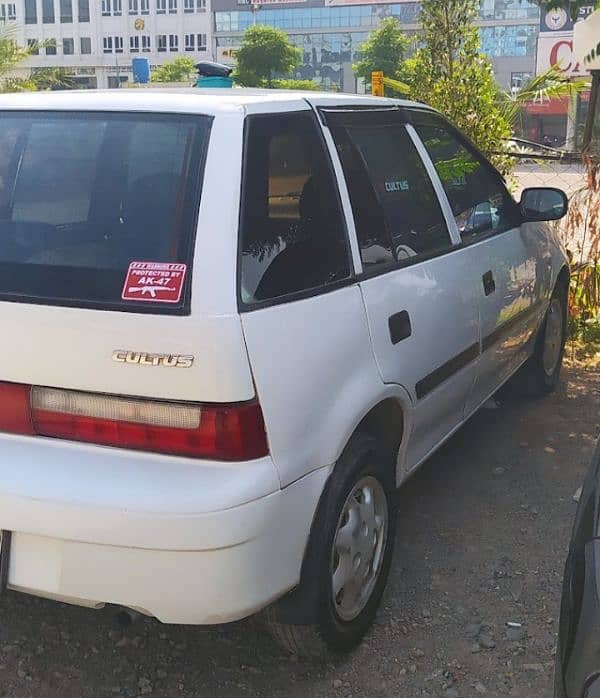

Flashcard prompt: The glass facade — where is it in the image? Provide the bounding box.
[480,24,538,57]
[215,0,541,90]
[216,0,540,32]
[479,0,539,20]
[216,4,419,32]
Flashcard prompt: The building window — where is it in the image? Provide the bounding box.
[184,0,206,10]
[140,0,149,13]
[168,0,177,13]
[25,0,37,23]
[169,34,178,51]
[113,0,122,14]
[42,0,55,23]
[156,0,166,12]
[157,33,167,51]
[80,36,91,54]
[480,0,539,20]
[142,35,151,52]
[103,36,113,53]
[60,0,72,21]
[63,37,74,54]
[185,34,207,51]
[130,35,140,52]
[101,0,110,15]
[5,2,15,19]
[27,38,39,55]
[510,71,533,90]
[46,39,57,54]
[129,0,138,13]
[115,36,123,53]
[479,24,539,57]
[78,0,89,21]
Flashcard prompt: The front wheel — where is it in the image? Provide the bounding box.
[510,283,567,397]
[265,433,397,658]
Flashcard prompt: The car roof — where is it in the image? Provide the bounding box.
[0,88,433,116]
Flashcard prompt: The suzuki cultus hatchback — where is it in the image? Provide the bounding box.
[0,90,569,657]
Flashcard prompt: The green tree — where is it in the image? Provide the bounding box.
[233,25,301,88]
[353,18,410,94]
[0,23,36,92]
[151,56,197,83]
[271,78,318,91]
[408,0,512,172]
[30,67,75,90]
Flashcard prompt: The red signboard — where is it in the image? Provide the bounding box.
[122,262,187,303]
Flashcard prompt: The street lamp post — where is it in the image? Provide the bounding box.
[250,2,261,25]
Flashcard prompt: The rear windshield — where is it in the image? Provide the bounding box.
[0,111,211,313]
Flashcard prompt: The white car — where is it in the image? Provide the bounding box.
[0,90,568,657]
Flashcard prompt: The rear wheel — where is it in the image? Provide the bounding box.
[509,284,567,397]
[265,433,397,658]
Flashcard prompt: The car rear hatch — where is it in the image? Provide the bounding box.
[0,106,264,461]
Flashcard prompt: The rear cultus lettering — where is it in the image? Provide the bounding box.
[112,350,194,368]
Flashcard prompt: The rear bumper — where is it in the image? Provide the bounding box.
[0,434,331,624]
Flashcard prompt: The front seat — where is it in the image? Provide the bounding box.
[254,176,346,301]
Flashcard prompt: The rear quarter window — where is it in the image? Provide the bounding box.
[0,111,211,314]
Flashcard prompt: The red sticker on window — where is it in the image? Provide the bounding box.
[122,262,187,303]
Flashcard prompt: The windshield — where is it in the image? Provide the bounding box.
[0,111,211,313]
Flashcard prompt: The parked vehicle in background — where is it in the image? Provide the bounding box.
[556,437,600,698]
[0,90,569,658]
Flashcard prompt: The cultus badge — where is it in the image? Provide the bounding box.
[112,350,194,368]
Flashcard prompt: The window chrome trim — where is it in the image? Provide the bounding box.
[313,103,363,276]
[405,122,462,246]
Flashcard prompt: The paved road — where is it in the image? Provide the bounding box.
[0,363,597,698]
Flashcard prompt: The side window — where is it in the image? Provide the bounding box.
[413,113,520,241]
[331,118,452,270]
[239,112,350,305]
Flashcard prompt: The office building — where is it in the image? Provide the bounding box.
[6,0,212,88]
[214,0,541,92]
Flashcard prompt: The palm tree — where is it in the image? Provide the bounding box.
[497,65,589,141]
[0,22,35,92]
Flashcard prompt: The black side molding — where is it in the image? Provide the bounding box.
[416,343,480,400]
[388,311,412,345]
[0,531,11,594]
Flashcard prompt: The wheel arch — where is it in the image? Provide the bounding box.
[556,264,570,296]
[269,391,410,625]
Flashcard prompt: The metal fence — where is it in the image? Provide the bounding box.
[499,145,598,262]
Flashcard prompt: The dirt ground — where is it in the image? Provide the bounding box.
[0,362,597,698]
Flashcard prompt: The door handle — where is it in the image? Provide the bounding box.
[482,270,496,296]
[388,310,412,345]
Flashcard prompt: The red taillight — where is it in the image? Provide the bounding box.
[0,383,34,435]
[0,383,268,461]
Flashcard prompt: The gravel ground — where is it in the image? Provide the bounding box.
[0,363,597,698]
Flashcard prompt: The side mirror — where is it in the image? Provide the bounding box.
[520,187,568,222]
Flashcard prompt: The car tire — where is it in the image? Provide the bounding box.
[265,432,397,659]
[509,283,568,398]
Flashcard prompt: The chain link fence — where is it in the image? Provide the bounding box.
[500,144,598,263]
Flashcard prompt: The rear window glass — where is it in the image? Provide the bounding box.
[0,111,210,313]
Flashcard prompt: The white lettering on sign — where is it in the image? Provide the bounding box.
[121,262,187,303]
[385,180,410,193]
